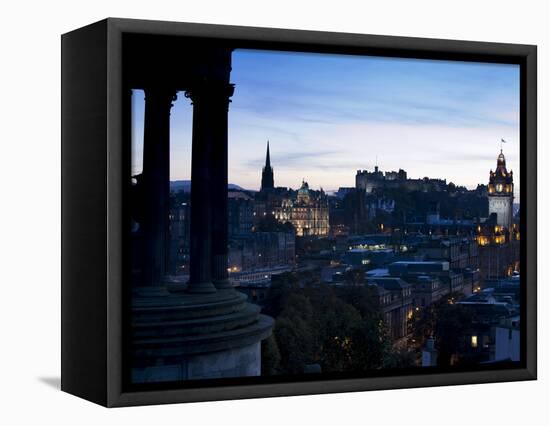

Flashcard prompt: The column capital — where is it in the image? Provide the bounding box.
[143,87,178,113]
[184,80,235,108]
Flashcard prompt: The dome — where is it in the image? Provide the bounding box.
[296,180,311,204]
[298,180,309,194]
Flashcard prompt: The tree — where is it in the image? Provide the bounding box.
[433,303,476,366]
[272,293,316,374]
[339,286,393,370]
[309,285,389,372]
[312,295,363,372]
[261,335,282,376]
[336,285,380,321]
[256,213,294,233]
[410,295,478,367]
[262,272,299,318]
[342,268,365,287]
[383,348,417,369]
[265,275,393,375]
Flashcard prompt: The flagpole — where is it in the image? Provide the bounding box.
[500,138,507,152]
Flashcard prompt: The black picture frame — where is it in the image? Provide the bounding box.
[61,18,537,407]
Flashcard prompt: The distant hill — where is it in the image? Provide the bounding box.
[170,180,245,193]
[170,180,191,192]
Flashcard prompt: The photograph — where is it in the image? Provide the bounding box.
[2,0,545,423]
[127,46,522,386]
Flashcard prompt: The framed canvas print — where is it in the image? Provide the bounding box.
[61,18,537,407]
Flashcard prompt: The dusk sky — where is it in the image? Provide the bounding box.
[132,49,520,198]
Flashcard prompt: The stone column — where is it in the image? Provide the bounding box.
[211,83,235,289]
[141,87,177,287]
[185,81,234,293]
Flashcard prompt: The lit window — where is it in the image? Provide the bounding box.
[471,335,478,348]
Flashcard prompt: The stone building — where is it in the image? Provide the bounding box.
[406,275,447,309]
[368,277,413,341]
[255,142,330,237]
[228,231,295,272]
[488,149,514,229]
[388,260,456,302]
[417,236,479,271]
[356,166,446,193]
[274,180,330,237]
[477,148,520,280]
[228,191,254,237]
[167,194,191,275]
[477,233,520,280]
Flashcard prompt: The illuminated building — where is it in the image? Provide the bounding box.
[488,149,514,229]
[256,142,329,237]
[355,166,446,193]
[274,180,330,237]
[476,148,520,280]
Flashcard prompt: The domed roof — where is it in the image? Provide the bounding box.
[298,179,309,193]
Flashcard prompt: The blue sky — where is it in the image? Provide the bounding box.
[132,49,520,198]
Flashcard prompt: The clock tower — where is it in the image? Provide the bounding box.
[488,149,514,229]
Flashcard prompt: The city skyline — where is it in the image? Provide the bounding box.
[131,49,520,197]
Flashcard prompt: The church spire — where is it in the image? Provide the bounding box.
[261,140,274,191]
[265,140,271,168]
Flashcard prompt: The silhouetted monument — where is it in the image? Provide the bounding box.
[126,34,273,382]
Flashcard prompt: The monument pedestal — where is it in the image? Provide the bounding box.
[131,287,273,383]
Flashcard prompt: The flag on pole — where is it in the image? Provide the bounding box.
[501,138,507,143]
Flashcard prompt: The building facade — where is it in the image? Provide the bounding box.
[228,191,254,237]
[368,277,413,341]
[477,148,520,280]
[274,180,330,237]
[488,149,514,229]
[228,231,296,272]
[356,166,446,194]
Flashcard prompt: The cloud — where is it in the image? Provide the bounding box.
[130,51,520,200]
[230,50,520,131]
[245,150,340,168]
[228,120,520,193]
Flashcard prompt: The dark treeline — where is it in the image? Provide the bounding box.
[260,271,415,376]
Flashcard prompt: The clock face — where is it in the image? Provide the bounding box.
[496,183,503,192]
